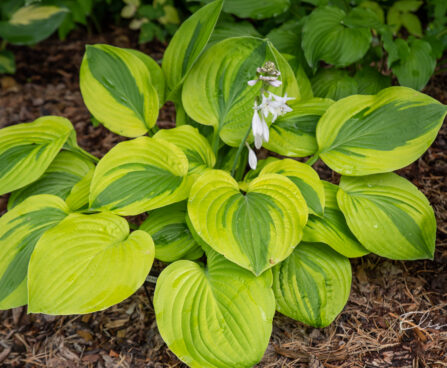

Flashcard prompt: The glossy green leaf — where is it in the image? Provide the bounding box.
[89,137,189,216]
[28,212,154,314]
[354,67,391,95]
[0,116,73,196]
[337,173,436,260]
[282,53,313,101]
[264,98,332,157]
[392,39,436,91]
[259,159,325,216]
[317,87,447,175]
[0,50,15,74]
[188,169,308,275]
[311,69,358,101]
[140,202,203,262]
[80,44,159,137]
[0,5,68,45]
[218,0,289,19]
[272,242,351,327]
[162,0,223,100]
[302,6,372,69]
[153,125,216,176]
[182,37,300,147]
[303,181,369,257]
[0,195,69,309]
[8,151,95,209]
[154,247,275,368]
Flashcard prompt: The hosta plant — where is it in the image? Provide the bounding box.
[1,1,446,367]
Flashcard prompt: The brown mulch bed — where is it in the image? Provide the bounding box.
[0,27,446,368]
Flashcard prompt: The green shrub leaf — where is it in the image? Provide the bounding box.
[302,6,372,69]
[0,195,69,309]
[0,116,73,196]
[303,181,369,257]
[392,39,436,91]
[140,202,203,262]
[0,50,15,74]
[162,0,223,100]
[182,37,299,147]
[311,69,358,101]
[188,169,308,275]
[80,44,159,137]
[28,213,154,314]
[263,98,333,157]
[154,247,275,368]
[317,87,447,175]
[89,137,189,216]
[259,158,325,216]
[272,242,352,327]
[337,173,436,260]
[8,151,95,209]
[65,168,94,211]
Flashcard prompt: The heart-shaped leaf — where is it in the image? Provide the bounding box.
[0,116,73,196]
[337,173,436,260]
[302,6,372,69]
[140,202,203,262]
[0,195,69,309]
[272,242,352,327]
[154,247,275,368]
[8,151,95,209]
[80,44,159,137]
[188,169,308,275]
[89,137,189,216]
[259,158,325,216]
[317,87,447,175]
[263,98,333,157]
[303,181,369,257]
[65,168,95,211]
[182,36,300,147]
[28,213,154,314]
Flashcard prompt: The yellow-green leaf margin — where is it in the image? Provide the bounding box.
[316,86,447,175]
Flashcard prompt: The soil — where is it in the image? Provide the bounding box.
[0,27,446,368]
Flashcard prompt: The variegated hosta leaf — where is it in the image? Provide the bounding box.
[264,98,333,158]
[8,151,95,209]
[0,116,73,196]
[182,36,300,147]
[154,247,275,368]
[65,168,95,211]
[188,170,308,275]
[28,213,154,314]
[303,181,369,258]
[259,158,325,216]
[302,6,372,69]
[273,242,352,327]
[337,173,436,260]
[140,202,203,262]
[0,5,68,45]
[162,0,223,100]
[126,48,166,105]
[0,195,69,309]
[89,137,189,216]
[317,87,447,176]
[80,44,159,137]
[153,125,216,177]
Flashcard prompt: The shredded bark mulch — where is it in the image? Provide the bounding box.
[0,27,446,367]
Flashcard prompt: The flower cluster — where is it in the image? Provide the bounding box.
[246,61,294,170]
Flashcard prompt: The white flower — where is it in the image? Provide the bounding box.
[270,92,295,105]
[247,79,258,86]
[260,93,279,122]
[252,105,265,149]
[246,143,257,170]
